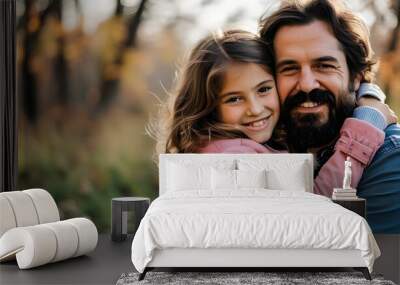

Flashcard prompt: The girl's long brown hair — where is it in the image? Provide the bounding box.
[154,30,274,154]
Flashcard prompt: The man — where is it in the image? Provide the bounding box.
[260,0,400,233]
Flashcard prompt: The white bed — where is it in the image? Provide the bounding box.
[131,154,380,280]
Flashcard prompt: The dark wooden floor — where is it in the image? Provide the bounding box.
[1,234,398,284]
[0,234,134,285]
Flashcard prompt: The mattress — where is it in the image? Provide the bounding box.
[131,190,380,273]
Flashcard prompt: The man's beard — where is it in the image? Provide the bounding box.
[281,89,355,153]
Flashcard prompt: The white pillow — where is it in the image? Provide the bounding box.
[266,164,306,191]
[211,168,236,190]
[167,162,211,191]
[238,159,307,191]
[237,169,267,188]
[211,168,267,190]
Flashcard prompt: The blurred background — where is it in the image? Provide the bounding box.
[16,0,400,232]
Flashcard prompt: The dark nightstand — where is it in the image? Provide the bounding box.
[332,197,366,218]
[111,197,150,242]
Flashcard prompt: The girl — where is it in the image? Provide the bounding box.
[156,29,396,197]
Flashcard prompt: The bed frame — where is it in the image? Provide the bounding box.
[141,248,370,280]
[138,154,371,280]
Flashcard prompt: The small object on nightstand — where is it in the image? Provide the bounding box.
[332,187,358,200]
[111,197,150,242]
[332,197,366,218]
[342,156,353,190]
[332,157,359,200]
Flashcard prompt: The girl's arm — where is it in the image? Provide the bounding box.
[314,117,385,197]
[357,83,386,102]
[313,83,394,197]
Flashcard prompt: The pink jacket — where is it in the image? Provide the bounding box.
[198,118,385,197]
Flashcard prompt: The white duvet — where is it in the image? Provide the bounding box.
[131,190,380,273]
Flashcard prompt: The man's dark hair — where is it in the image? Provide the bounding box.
[259,0,376,82]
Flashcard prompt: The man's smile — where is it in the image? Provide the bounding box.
[294,101,327,113]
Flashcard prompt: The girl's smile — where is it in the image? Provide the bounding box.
[243,115,272,131]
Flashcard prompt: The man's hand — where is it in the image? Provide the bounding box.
[358,97,398,126]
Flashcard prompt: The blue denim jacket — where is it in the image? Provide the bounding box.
[357,123,400,233]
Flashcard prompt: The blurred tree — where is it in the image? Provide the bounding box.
[125,0,148,47]
[388,0,400,52]
[97,0,148,113]
[377,0,400,113]
[20,0,69,124]
[21,0,39,123]
[52,0,68,107]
